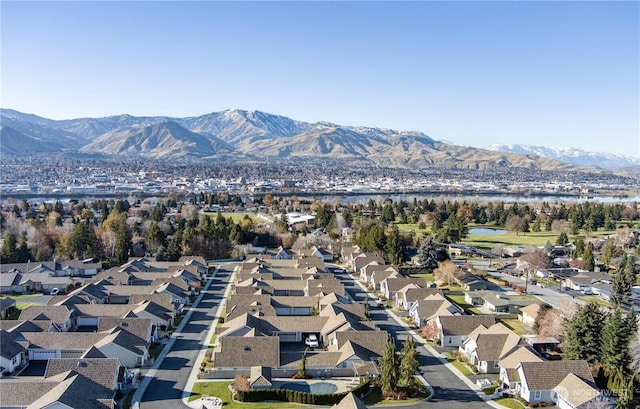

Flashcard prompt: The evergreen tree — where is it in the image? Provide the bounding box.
[145,222,167,255]
[556,232,569,246]
[600,238,616,267]
[611,255,633,308]
[563,302,605,364]
[399,337,419,387]
[384,225,404,266]
[381,203,396,224]
[601,308,627,372]
[69,220,102,259]
[379,339,399,395]
[416,235,446,271]
[583,243,595,271]
[16,232,32,263]
[1,232,17,263]
[166,228,183,261]
[435,215,468,244]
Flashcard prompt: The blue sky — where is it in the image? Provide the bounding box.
[2,1,638,156]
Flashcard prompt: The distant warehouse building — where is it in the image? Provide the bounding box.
[66,186,97,194]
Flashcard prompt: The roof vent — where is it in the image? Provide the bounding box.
[243,345,251,351]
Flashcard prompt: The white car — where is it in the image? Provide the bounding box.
[305,334,319,348]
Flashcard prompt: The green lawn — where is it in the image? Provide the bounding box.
[494,397,526,409]
[445,353,476,376]
[2,294,43,300]
[576,295,610,307]
[408,273,435,283]
[189,382,302,408]
[497,318,527,336]
[445,294,482,315]
[462,230,558,250]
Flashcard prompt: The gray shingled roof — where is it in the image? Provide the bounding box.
[519,360,593,390]
[438,315,496,336]
[0,329,25,359]
[44,358,120,390]
[214,336,280,368]
[18,305,72,324]
[27,371,115,409]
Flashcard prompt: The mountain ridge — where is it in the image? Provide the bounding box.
[0,108,618,173]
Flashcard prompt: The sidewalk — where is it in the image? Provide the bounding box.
[348,272,504,409]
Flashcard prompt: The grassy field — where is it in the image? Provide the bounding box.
[203,212,260,224]
[398,221,627,251]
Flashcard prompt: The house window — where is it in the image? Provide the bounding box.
[534,390,542,401]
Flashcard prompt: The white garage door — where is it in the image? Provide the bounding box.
[29,350,58,360]
[277,332,300,342]
[76,317,98,326]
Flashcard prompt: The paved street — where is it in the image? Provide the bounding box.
[139,264,235,409]
[330,266,492,408]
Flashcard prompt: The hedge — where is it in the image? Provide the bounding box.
[235,379,370,405]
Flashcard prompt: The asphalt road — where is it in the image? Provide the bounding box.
[330,266,491,409]
[140,264,235,409]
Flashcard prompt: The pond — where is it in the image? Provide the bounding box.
[469,228,508,235]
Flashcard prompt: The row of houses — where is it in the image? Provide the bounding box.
[345,246,608,409]
[0,256,208,409]
[205,255,391,388]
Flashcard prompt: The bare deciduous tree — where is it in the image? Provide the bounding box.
[435,260,462,286]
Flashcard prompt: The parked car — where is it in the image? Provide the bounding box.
[50,288,60,296]
[305,334,319,348]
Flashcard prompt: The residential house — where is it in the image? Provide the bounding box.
[18,305,74,331]
[553,373,603,409]
[249,366,273,389]
[332,392,368,409]
[455,272,488,292]
[213,336,280,369]
[436,315,496,347]
[464,290,536,314]
[368,268,400,292]
[360,264,398,285]
[0,329,26,374]
[519,303,540,328]
[379,277,425,301]
[396,287,442,311]
[44,357,130,391]
[460,323,522,373]
[517,360,593,405]
[0,297,16,319]
[273,246,294,260]
[409,294,458,327]
[0,371,116,409]
[498,345,542,390]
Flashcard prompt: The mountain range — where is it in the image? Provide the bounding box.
[0,108,634,173]
[485,144,640,171]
